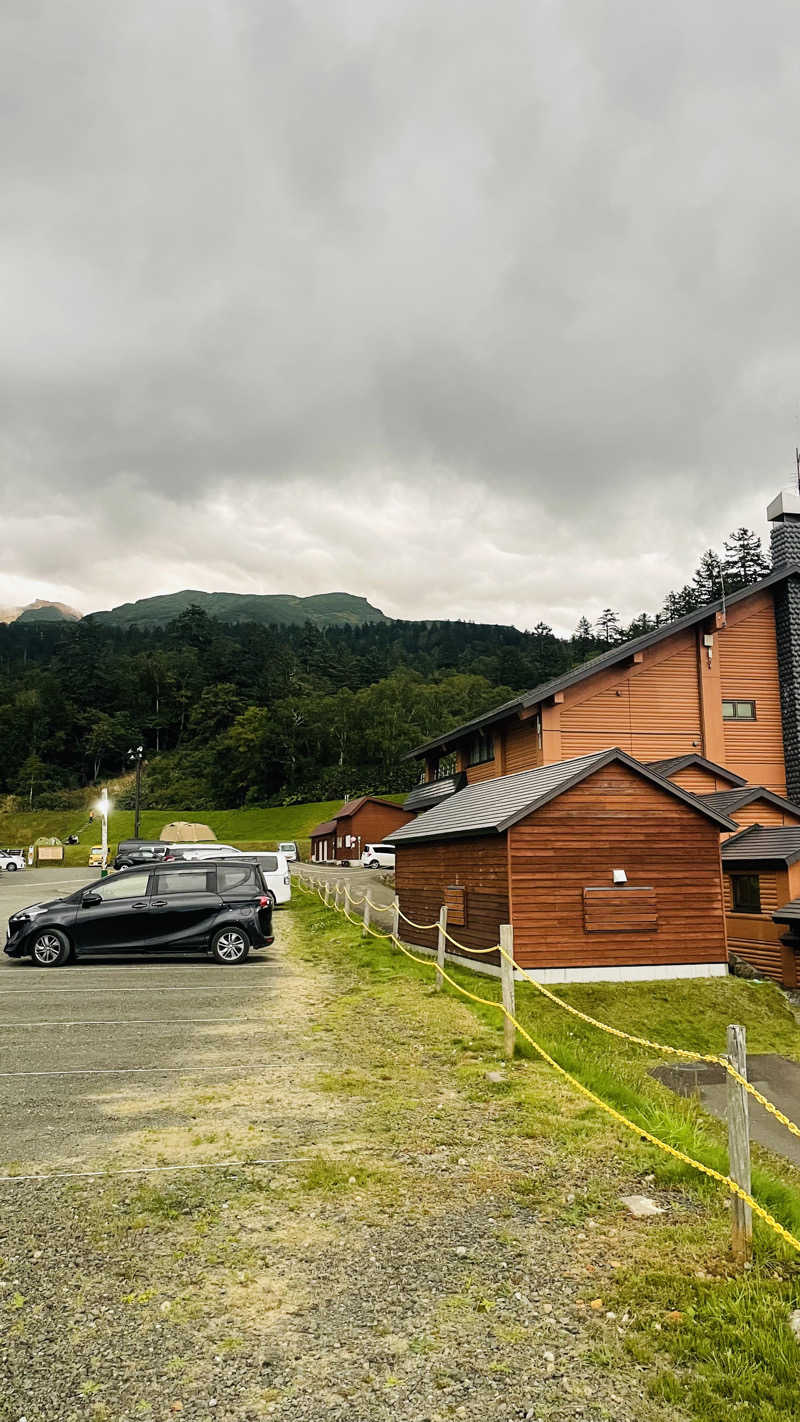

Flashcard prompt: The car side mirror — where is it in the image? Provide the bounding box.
[82,891,101,907]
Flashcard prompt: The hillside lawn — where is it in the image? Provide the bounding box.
[0,796,407,866]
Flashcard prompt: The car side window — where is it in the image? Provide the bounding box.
[154,870,213,895]
[259,855,278,873]
[217,865,258,893]
[91,872,151,902]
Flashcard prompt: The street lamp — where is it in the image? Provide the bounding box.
[127,744,144,841]
[96,789,110,877]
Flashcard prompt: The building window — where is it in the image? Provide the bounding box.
[730,874,761,914]
[722,700,756,721]
[466,730,494,767]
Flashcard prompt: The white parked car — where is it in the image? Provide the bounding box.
[361,843,396,870]
[170,843,241,862]
[0,850,26,872]
[278,841,298,862]
[242,851,292,907]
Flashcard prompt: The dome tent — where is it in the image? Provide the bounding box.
[159,821,216,842]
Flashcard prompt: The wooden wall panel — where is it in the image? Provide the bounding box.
[559,632,703,763]
[718,595,786,791]
[503,719,541,775]
[395,837,508,963]
[507,761,727,969]
[669,766,730,793]
[464,757,500,784]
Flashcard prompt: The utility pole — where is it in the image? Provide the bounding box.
[128,744,144,840]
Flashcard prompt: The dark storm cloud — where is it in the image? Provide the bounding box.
[2,0,800,630]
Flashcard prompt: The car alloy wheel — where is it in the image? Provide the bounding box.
[31,930,70,967]
[6,862,18,871]
[211,928,250,964]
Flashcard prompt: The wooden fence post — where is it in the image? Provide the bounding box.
[727,1023,752,1264]
[391,895,400,941]
[362,895,371,938]
[500,924,516,1060]
[324,880,330,906]
[436,906,448,991]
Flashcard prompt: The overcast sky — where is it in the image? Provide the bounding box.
[3,1,800,634]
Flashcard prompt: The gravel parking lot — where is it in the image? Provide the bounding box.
[0,868,289,1173]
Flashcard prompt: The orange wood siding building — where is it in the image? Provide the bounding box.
[310,797,413,864]
[414,566,800,803]
[392,752,731,984]
[720,827,800,986]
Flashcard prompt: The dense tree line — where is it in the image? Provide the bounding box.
[0,526,770,808]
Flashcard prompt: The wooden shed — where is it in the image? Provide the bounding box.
[721,826,800,986]
[696,786,800,841]
[387,749,735,983]
[309,796,414,865]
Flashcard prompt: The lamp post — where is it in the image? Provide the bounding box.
[128,745,144,840]
[97,788,110,877]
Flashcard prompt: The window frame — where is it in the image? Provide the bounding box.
[89,871,152,902]
[730,873,762,914]
[722,699,757,721]
[466,730,495,767]
[153,868,214,896]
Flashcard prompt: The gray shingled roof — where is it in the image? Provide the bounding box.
[721,826,800,866]
[698,787,800,819]
[773,899,800,924]
[406,565,800,760]
[646,754,747,786]
[403,774,466,813]
[386,748,737,844]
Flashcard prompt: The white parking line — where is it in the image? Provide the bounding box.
[0,985,260,996]
[0,1062,277,1078]
[0,1016,266,1028]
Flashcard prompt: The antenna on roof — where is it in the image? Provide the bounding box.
[718,557,727,627]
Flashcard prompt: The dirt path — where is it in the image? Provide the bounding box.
[0,902,672,1422]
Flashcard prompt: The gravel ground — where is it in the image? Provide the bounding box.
[0,895,675,1422]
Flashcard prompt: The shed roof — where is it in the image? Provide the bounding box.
[406,565,800,759]
[773,899,800,924]
[697,787,800,820]
[386,748,737,845]
[403,774,466,814]
[721,826,800,866]
[646,754,747,787]
[334,795,404,820]
[309,819,337,839]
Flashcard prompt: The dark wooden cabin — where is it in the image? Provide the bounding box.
[721,826,800,986]
[309,796,413,865]
[388,749,734,983]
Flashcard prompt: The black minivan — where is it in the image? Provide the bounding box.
[4,860,274,967]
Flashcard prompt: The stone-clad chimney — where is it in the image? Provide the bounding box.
[769,489,800,803]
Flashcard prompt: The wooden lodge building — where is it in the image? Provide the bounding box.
[309,796,413,865]
[388,750,735,983]
[392,489,800,985]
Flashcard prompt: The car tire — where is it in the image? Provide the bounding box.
[368,859,380,869]
[210,927,250,965]
[6,862,18,871]
[116,860,132,870]
[30,928,71,967]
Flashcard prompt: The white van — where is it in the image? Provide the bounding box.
[243,851,291,907]
[361,843,396,870]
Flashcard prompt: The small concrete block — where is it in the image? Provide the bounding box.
[620,1194,665,1218]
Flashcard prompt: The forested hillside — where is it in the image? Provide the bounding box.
[0,527,768,809]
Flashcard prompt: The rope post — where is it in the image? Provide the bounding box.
[436,905,448,991]
[392,895,400,942]
[324,880,330,906]
[727,1023,752,1264]
[500,924,516,1060]
[362,895,371,938]
[335,881,343,911]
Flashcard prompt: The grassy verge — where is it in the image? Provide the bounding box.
[294,890,800,1421]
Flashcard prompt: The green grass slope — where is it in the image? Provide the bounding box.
[86,590,387,629]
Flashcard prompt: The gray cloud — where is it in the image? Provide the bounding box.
[2,0,799,632]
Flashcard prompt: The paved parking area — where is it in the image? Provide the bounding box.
[0,868,293,1174]
[294,861,395,922]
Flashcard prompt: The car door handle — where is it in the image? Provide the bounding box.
[151,899,169,909]
[131,900,150,909]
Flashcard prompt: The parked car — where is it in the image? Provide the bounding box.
[87,845,108,867]
[4,859,274,967]
[114,839,174,870]
[0,850,25,872]
[241,851,291,907]
[170,842,241,862]
[361,843,396,869]
[278,841,298,862]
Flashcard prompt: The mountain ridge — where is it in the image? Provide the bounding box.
[85,589,388,629]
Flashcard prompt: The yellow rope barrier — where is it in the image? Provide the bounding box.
[295,875,800,1254]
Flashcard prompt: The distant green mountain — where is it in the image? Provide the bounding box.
[86,590,388,630]
[1,599,82,625]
